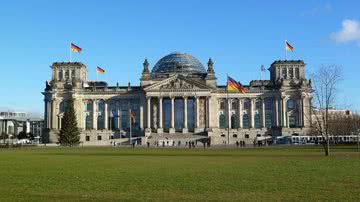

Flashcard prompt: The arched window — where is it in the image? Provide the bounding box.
[243,114,249,129]
[85,115,92,130]
[97,116,104,129]
[59,101,67,113]
[265,98,273,128]
[85,102,92,112]
[287,99,296,110]
[219,113,226,129]
[65,70,70,80]
[289,115,297,128]
[255,99,262,110]
[254,113,261,129]
[58,71,63,80]
[231,114,238,129]
[98,101,105,112]
[243,99,250,110]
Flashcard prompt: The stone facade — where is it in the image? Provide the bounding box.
[43,52,312,145]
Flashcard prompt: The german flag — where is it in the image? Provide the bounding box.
[130,111,136,124]
[96,66,105,74]
[70,43,82,53]
[227,76,246,94]
[285,41,294,52]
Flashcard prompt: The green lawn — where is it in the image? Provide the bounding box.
[0,146,359,202]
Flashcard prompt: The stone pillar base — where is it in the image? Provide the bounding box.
[182,128,188,133]
[145,128,151,136]
[194,128,204,133]
[157,128,164,134]
[169,128,176,134]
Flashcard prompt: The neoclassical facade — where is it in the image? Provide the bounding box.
[43,52,312,145]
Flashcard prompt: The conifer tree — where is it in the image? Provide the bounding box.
[59,97,80,146]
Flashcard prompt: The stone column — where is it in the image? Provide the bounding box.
[275,98,279,127]
[262,98,266,128]
[147,97,151,129]
[228,99,232,129]
[282,97,287,127]
[195,96,200,131]
[51,99,57,129]
[170,97,175,133]
[46,101,51,129]
[140,104,144,129]
[92,100,97,130]
[238,98,243,128]
[157,97,163,133]
[104,101,108,130]
[183,97,188,133]
[299,96,304,127]
[206,97,211,129]
[250,99,255,128]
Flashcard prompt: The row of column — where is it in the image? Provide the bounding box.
[146,96,209,132]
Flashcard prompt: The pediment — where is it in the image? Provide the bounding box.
[144,75,211,92]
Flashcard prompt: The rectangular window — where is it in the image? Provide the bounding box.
[85,136,90,141]
[97,136,102,141]
[245,134,249,139]
[295,68,300,79]
[220,101,225,110]
[289,68,294,78]
[282,68,287,79]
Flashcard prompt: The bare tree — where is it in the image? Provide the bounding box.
[310,65,342,156]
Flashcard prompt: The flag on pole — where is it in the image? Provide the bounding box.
[261,65,266,72]
[285,41,294,52]
[130,111,136,124]
[227,76,246,94]
[70,43,82,53]
[96,66,105,74]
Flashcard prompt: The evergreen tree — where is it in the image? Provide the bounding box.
[59,97,80,146]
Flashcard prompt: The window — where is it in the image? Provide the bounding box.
[85,115,92,130]
[85,136,90,141]
[289,68,294,78]
[65,70,69,80]
[255,99,262,110]
[245,134,249,139]
[98,101,105,112]
[254,113,261,129]
[219,114,226,129]
[231,101,237,110]
[295,68,300,79]
[282,68,287,79]
[220,100,226,110]
[58,71,63,80]
[85,102,92,111]
[287,99,296,110]
[233,134,238,138]
[231,114,238,129]
[243,114,249,129]
[97,116,104,129]
[59,101,67,113]
[265,98,273,128]
[243,99,250,110]
[97,135,102,141]
[289,115,297,128]
[71,70,76,78]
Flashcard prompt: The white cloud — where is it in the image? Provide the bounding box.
[330,19,360,46]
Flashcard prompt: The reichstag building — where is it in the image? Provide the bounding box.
[43,52,312,145]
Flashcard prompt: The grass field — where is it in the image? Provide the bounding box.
[0,146,359,202]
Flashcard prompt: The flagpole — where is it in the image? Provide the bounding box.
[226,74,230,145]
[69,42,72,62]
[285,40,287,60]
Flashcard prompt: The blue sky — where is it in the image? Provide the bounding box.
[0,0,359,115]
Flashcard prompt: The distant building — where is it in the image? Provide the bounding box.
[0,110,44,142]
[43,52,313,145]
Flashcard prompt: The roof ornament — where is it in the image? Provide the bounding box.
[142,58,150,73]
[207,58,214,74]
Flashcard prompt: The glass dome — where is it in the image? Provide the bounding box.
[151,52,206,75]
